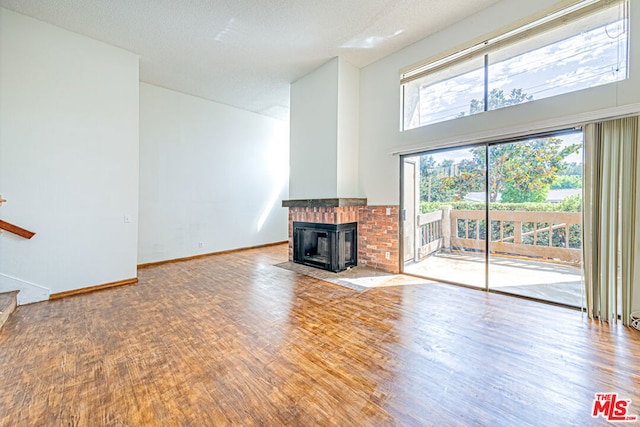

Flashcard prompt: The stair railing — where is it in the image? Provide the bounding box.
[0,195,36,239]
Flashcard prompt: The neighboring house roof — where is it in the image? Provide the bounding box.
[545,189,582,202]
[463,189,581,203]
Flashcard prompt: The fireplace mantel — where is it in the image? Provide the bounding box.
[281,198,367,208]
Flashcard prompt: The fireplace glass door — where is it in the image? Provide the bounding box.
[300,228,332,269]
[293,222,357,272]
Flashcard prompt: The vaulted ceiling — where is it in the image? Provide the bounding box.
[0,0,500,120]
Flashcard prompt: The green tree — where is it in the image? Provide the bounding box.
[563,162,583,176]
[441,155,485,201]
[501,182,549,203]
[463,88,534,116]
[551,175,582,189]
[444,89,580,202]
[438,138,580,202]
[420,156,457,202]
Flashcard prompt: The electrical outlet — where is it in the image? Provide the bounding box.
[386,207,391,216]
[198,242,204,248]
[124,215,131,223]
[385,252,390,260]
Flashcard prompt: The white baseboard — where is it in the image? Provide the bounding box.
[0,273,50,305]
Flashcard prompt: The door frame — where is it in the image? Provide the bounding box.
[402,158,418,263]
[398,128,582,309]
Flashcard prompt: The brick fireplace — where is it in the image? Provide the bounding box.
[282,199,400,274]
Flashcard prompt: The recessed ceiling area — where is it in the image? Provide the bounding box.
[0,0,500,120]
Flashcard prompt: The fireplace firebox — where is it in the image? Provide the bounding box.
[293,221,357,272]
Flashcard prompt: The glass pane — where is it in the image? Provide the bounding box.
[403,56,484,130]
[401,1,629,132]
[487,132,584,307]
[488,4,627,110]
[403,146,487,289]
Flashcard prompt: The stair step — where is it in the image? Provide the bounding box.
[0,291,19,331]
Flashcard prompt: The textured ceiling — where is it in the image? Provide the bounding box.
[0,0,500,120]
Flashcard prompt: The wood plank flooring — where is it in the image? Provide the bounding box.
[1,243,639,426]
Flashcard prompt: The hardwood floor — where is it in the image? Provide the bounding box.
[1,244,638,426]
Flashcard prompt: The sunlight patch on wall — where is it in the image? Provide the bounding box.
[341,29,403,49]
[257,123,289,232]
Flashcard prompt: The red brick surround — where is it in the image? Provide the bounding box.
[287,205,399,273]
[357,206,400,273]
[288,206,359,225]
[288,206,359,260]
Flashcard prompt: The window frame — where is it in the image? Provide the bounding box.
[400,0,629,131]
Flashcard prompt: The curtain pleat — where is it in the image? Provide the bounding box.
[583,116,638,326]
[583,123,595,319]
[619,118,638,325]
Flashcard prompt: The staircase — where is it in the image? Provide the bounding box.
[0,291,18,331]
[0,195,46,307]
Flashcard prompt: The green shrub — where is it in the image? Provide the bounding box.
[551,175,582,189]
[419,196,582,214]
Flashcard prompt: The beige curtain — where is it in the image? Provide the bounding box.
[583,116,639,326]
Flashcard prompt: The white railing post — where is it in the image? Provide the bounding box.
[442,205,452,253]
[414,213,421,262]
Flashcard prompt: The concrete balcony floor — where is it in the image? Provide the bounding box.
[404,251,584,307]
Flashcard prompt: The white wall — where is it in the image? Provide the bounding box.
[337,58,361,198]
[0,8,139,299]
[289,57,361,199]
[138,83,289,264]
[289,58,339,199]
[359,0,640,205]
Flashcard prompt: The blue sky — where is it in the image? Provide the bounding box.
[406,9,627,128]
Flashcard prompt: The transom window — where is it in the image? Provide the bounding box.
[401,0,629,130]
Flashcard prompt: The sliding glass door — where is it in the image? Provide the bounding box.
[402,130,584,307]
[403,145,486,289]
[487,133,583,306]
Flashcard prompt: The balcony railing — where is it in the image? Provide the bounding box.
[417,207,581,264]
